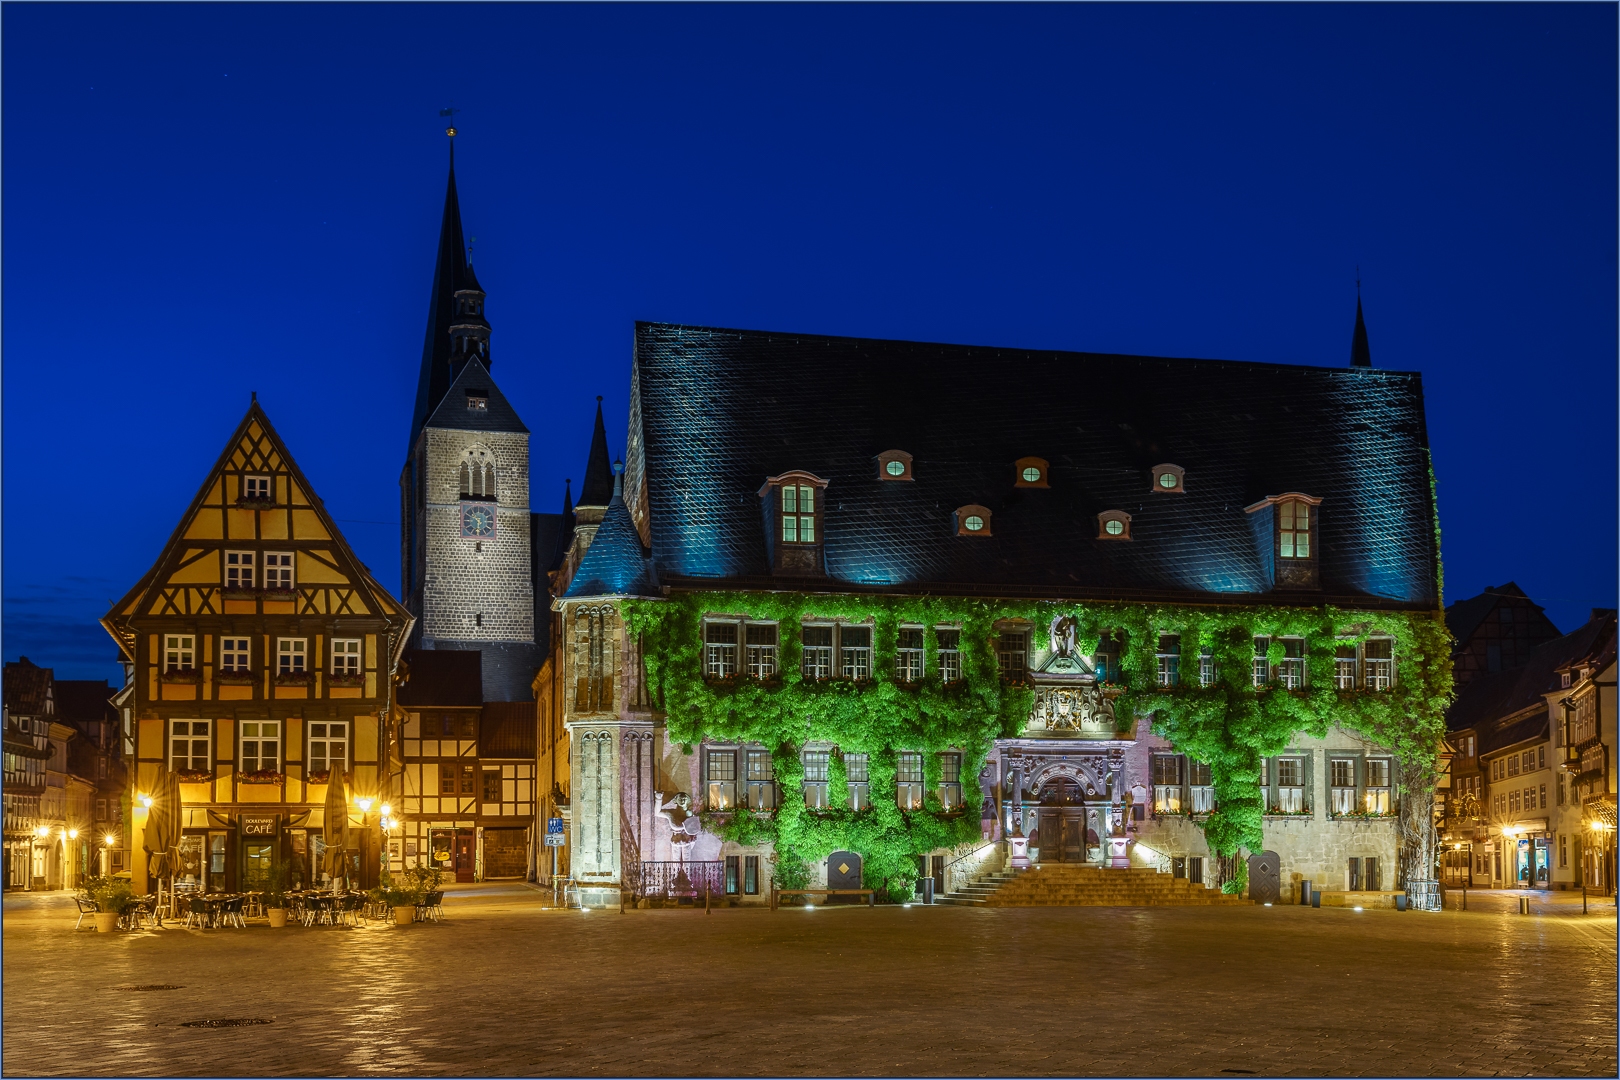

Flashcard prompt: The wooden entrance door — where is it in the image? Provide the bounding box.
[453,830,476,883]
[1248,850,1281,903]
[1060,812,1084,862]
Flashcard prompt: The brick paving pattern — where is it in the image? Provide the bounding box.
[3,883,1614,1077]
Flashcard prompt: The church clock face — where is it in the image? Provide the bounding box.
[460,503,496,539]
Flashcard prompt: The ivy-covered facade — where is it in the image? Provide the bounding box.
[546,319,1452,907]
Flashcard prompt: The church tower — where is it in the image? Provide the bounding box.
[400,137,540,701]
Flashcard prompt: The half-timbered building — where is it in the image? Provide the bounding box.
[104,402,412,895]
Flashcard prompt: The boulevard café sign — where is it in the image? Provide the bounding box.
[241,815,280,837]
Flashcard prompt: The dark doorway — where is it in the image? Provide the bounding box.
[1248,850,1281,903]
[931,854,945,898]
[828,850,862,903]
[454,829,476,883]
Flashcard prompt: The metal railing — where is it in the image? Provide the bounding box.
[623,860,724,903]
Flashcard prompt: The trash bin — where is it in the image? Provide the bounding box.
[1299,879,1312,905]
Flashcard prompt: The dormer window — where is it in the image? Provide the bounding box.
[1151,464,1185,494]
[954,505,992,536]
[759,471,829,576]
[1244,492,1323,589]
[1014,457,1050,488]
[1278,499,1310,558]
[1097,510,1132,540]
[242,475,272,502]
[876,450,914,481]
[466,389,489,411]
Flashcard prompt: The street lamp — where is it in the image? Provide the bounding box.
[138,794,153,809]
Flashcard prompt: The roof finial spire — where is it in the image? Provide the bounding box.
[440,107,459,165]
[1350,275,1372,369]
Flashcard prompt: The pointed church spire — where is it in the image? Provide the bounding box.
[561,478,574,519]
[408,134,488,454]
[1350,283,1372,369]
[577,397,616,508]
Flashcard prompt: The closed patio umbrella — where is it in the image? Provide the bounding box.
[322,770,351,886]
[143,765,184,916]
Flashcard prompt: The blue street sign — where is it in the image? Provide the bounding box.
[546,818,564,834]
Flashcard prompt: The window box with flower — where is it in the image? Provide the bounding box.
[238,769,285,785]
[175,768,214,785]
[326,673,365,689]
[215,669,257,685]
[160,668,202,684]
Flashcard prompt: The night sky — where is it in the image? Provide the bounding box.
[4,4,1614,683]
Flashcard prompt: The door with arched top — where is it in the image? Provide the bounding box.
[1248,850,1281,903]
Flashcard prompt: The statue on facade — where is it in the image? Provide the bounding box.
[654,791,700,845]
[1049,614,1079,658]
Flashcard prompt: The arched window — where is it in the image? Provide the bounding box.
[458,449,497,501]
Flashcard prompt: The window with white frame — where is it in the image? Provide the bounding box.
[704,622,739,678]
[1538,783,1546,809]
[307,721,347,779]
[263,552,294,590]
[1198,650,1215,687]
[1330,757,1356,815]
[1507,754,1519,777]
[839,625,871,680]
[939,752,962,810]
[937,628,961,683]
[1257,758,1271,807]
[1189,760,1214,813]
[897,628,924,682]
[745,624,778,678]
[169,720,210,771]
[1278,499,1311,558]
[1252,637,1270,687]
[780,483,817,543]
[240,720,281,774]
[164,635,195,673]
[1363,639,1394,690]
[802,750,830,810]
[706,749,737,809]
[277,638,307,675]
[1156,634,1181,688]
[225,551,256,589]
[897,751,925,810]
[1334,644,1357,689]
[220,637,250,673]
[1277,639,1305,690]
[801,625,833,680]
[745,747,776,809]
[331,639,361,676]
[846,752,870,811]
[1365,758,1392,814]
[243,475,272,501]
[1509,789,1521,813]
[1274,756,1306,812]
[1152,754,1183,814]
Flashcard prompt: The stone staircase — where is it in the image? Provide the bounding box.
[939,864,1250,907]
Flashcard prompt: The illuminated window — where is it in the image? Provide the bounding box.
[706,749,737,810]
[802,750,829,809]
[1364,639,1394,690]
[1277,638,1305,689]
[1150,464,1185,494]
[877,450,913,481]
[240,720,280,774]
[846,753,870,811]
[1278,500,1311,559]
[1156,634,1180,688]
[1097,510,1132,540]
[1330,758,1356,815]
[939,752,962,810]
[1152,754,1182,814]
[308,721,347,778]
[745,624,778,679]
[955,504,993,536]
[169,720,210,772]
[897,752,925,810]
[839,625,872,680]
[1365,758,1391,814]
[801,625,833,679]
[1275,757,1305,812]
[1014,456,1049,488]
[704,622,738,678]
[1189,761,1213,813]
[745,748,776,809]
[781,484,817,543]
[936,628,961,683]
[897,627,924,682]
[1334,644,1357,689]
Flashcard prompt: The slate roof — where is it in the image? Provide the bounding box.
[563,477,660,600]
[1450,612,1618,742]
[629,321,1439,606]
[398,649,483,708]
[2,658,53,715]
[577,398,616,508]
[425,356,528,435]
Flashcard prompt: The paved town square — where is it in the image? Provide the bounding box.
[4,884,1615,1078]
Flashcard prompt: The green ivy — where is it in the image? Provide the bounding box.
[623,592,1452,898]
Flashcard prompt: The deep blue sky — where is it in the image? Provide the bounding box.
[4,4,1615,683]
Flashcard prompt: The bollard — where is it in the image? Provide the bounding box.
[1395,894,1408,912]
[705,881,711,914]
[1311,889,1320,909]
[1582,884,1587,914]
[1462,883,1467,911]
[1299,879,1312,906]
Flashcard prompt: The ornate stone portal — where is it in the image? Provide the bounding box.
[1022,615,1123,739]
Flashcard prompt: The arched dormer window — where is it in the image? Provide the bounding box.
[876,450,913,481]
[1014,457,1050,488]
[1097,510,1132,540]
[459,449,496,502]
[954,504,992,537]
[1150,464,1185,494]
[758,471,829,577]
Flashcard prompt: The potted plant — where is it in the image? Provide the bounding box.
[84,876,136,932]
[376,872,422,925]
[262,862,292,928]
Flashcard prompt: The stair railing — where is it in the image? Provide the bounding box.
[943,840,1007,895]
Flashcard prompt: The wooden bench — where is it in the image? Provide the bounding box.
[771,887,876,910]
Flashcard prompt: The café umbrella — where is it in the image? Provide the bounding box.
[142,765,183,916]
[322,770,352,886]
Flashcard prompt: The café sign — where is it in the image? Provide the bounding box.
[241,815,280,837]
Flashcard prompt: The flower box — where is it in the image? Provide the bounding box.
[215,670,256,685]
[238,770,284,785]
[176,769,214,785]
[235,497,277,510]
[306,769,331,784]
[274,672,312,687]
[160,669,202,684]
[326,673,365,688]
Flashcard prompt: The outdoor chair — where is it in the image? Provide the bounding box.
[184,895,211,930]
[122,897,156,930]
[74,896,99,930]
[339,893,364,926]
[423,890,445,922]
[222,896,246,928]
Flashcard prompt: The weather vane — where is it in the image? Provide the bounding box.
[440,106,459,138]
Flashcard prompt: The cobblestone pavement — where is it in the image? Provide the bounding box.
[4,883,1614,1078]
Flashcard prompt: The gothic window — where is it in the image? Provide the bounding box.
[573,606,616,712]
[459,450,496,501]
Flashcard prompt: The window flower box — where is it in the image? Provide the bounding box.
[238,769,284,785]
[263,589,299,602]
[1330,809,1394,821]
[327,673,365,688]
[160,669,202,684]
[235,496,277,510]
[274,672,312,687]
[306,769,331,784]
[175,769,214,785]
[215,670,256,685]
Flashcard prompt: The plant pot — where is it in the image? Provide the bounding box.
[267,908,287,928]
[393,906,414,926]
[94,912,119,933]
